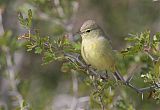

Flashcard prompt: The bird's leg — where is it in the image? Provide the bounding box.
[75,54,91,70]
[75,54,109,81]
[85,64,91,70]
[99,71,109,81]
[105,70,109,79]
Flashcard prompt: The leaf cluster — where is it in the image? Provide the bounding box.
[18,9,160,109]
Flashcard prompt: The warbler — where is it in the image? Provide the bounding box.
[80,20,123,81]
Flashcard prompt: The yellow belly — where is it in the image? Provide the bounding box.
[81,37,116,72]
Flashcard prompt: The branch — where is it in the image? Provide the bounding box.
[71,70,78,110]
[64,53,160,94]
[64,53,108,81]
[3,47,28,109]
[19,30,160,94]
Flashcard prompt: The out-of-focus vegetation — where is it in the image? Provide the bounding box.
[1,0,160,110]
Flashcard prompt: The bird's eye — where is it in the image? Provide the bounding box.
[86,29,91,33]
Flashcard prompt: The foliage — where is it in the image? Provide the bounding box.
[122,31,160,86]
[17,9,160,110]
[0,0,160,109]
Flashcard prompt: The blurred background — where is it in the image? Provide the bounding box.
[1,0,160,110]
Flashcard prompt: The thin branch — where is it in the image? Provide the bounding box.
[64,53,160,94]
[53,0,65,18]
[20,31,160,94]
[92,78,105,110]
[126,63,140,83]
[144,51,157,62]
[99,96,105,110]
[3,47,28,109]
[71,70,78,110]
[64,53,109,80]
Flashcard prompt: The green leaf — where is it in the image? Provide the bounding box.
[18,9,33,28]
[18,12,23,20]
[124,37,138,42]
[27,48,33,52]
[72,42,81,51]
[18,12,26,26]
[42,51,55,64]
[35,47,42,54]
[26,44,36,52]
[28,9,32,19]
[153,58,160,78]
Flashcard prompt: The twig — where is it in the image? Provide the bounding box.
[125,63,142,86]
[144,51,158,62]
[53,0,65,18]
[71,70,78,110]
[92,78,105,110]
[64,53,160,94]
[64,53,109,81]
[22,31,160,94]
[99,96,105,110]
[4,47,28,109]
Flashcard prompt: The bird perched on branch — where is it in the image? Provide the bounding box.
[80,20,124,81]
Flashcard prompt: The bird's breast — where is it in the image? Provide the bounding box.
[81,37,116,71]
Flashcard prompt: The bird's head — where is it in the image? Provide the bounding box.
[80,20,103,39]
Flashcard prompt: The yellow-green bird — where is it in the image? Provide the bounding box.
[80,20,123,81]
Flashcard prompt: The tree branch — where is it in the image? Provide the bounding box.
[19,31,160,94]
[64,53,160,94]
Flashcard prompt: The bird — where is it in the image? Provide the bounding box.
[80,20,124,81]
